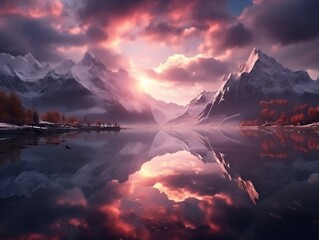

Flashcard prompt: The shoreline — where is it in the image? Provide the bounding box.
[0,125,122,136]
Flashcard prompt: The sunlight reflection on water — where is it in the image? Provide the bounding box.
[0,128,318,239]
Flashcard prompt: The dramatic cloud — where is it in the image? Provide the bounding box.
[0,16,85,61]
[86,26,108,43]
[144,22,184,40]
[192,0,233,22]
[0,0,109,62]
[147,54,229,85]
[76,0,233,46]
[272,39,319,73]
[220,23,253,49]
[0,0,318,103]
[243,0,319,45]
[77,0,150,25]
[0,0,63,18]
[0,0,86,61]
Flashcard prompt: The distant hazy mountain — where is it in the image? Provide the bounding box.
[169,90,215,125]
[0,52,184,124]
[199,48,319,124]
[147,96,186,125]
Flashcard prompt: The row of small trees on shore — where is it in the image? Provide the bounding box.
[0,90,118,127]
[42,110,119,127]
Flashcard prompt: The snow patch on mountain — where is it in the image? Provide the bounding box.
[0,53,50,81]
[54,59,75,76]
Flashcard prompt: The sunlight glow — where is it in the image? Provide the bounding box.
[138,77,151,91]
[135,73,159,95]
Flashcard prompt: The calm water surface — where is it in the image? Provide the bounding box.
[0,128,319,239]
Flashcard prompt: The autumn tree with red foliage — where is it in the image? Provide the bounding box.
[261,108,276,120]
[259,99,289,124]
[8,92,25,125]
[0,91,9,123]
[241,98,319,126]
[0,90,39,125]
[42,110,61,124]
[291,113,305,125]
[260,99,288,108]
[66,116,77,125]
[25,109,39,125]
[275,112,288,125]
[293,104,309,113]
[308,106,319,122]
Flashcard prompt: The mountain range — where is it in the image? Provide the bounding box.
[0,52,184,124]
[0,48,318,125]
[172,48,319,125]
[168,90,215,124]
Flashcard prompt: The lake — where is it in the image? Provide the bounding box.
[0,128,319,240]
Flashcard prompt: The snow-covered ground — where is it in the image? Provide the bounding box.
[0,122,21,129]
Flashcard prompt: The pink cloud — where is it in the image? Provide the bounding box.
[146,54,228,85]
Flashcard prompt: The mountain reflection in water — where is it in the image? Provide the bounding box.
[0,128,318,240]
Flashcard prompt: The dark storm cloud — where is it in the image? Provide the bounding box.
[274,39,319,73]
[192,0,233,22]
[221,23,253,49]
[0,30,27,56]
[147,56,228,85]
[77,0,233,36]
[86,26,108,42]
[0,0,106,62]
[144,22,184,37]
[0,16,85,61]
[143,21,210,43]
[77,0,149,25]
[0,0,31,9]
[193,57,229,77]
[246,0,319,45]
[20,18,84,46]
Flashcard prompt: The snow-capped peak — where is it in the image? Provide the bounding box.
[0,52,50,81]
[168,90,215,124]
[245,48,262,70]
[224,48,313,93]
[54,59,75,75]
[235,48,278,76]
[23,53,46,71]
[24,53,36,62]
[197,48,318,124]
[79,51,105,70]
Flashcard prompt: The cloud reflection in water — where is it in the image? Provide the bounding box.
[0,128,318,239]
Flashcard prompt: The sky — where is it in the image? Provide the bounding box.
[0,0,319,105]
